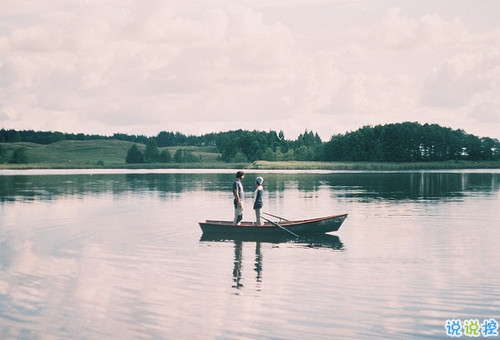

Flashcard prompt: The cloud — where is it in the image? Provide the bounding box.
[421,55,489,108]
[0,3,295,131]
[0,1,499,140]
[374,7,471,50]
[469,102,499,124]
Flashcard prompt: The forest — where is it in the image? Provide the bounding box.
[324,122,500,162]
[1,122,499,164]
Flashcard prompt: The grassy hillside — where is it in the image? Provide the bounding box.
[0,140,224,168]
[1,140,499,170]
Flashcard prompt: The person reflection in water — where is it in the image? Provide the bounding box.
[233,171,245,225]
[232,241,263,292]
[254,242,262,288]
[232,241,243,289]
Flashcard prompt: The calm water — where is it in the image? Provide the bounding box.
[1,169,499,339]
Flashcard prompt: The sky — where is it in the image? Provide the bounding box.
[1,0,499,141]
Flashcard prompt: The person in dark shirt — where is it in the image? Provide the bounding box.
[253,177,264,225]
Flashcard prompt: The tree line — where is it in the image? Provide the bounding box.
[125,140,201,164]
[0,129,150,144]
[128,123,500,163]
[323,122,499,162]
[1,122,499,164]
[198,124,500,163]
[126,129,324,164]
[214,129,323,162]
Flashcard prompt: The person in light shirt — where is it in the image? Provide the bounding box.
[232,171,245,225]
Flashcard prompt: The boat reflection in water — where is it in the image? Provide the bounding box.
[200,233,343,293]
[199,232,344,247]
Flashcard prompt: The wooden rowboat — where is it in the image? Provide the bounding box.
[199,213,347,236]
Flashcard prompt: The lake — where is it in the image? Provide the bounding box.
[1,169,499,339]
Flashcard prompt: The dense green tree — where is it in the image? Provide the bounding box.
[323,122,500,162]
[274,146,285,161]
[156,131,175,147]
[159,149,172,163]
[10,147,28,163]
[125,145,144,163]
[480,137,498,160]
[173,149,184,163]
[293,130,323,160]
[0,128,112,144]
[262,147,276,161]
[283,148,295,161]
[155,131,197,147]
[464,134,482,161]
[144,139,160,163]
[294,145,314,161]
[231,152,248,163]
[0,145,6,163]
[173,149,201,162]
[113,133,148,144]
[215,129,288,162]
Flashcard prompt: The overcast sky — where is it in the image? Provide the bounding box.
[1,0,499,141]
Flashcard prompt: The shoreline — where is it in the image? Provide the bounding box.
[1,160,500,171]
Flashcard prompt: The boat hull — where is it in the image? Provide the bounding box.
[199,213,347,236]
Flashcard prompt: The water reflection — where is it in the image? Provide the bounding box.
[201,234,343,293]
[200,232,344,249]
[327,172,500,200]
[0,173,233,202]
[1,172,498,203]
[254,242,263,287]
[231,241,264,293]
[1,169,499,339]
[232,241,244,291]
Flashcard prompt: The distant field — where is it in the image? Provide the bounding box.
[0,140,224,168]
[1,140,499,170]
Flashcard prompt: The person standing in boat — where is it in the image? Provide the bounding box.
[253,177,264,225]
[233,171,245,225]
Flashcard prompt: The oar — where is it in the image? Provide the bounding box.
[262,211,289,222]
[261,216,300,239]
